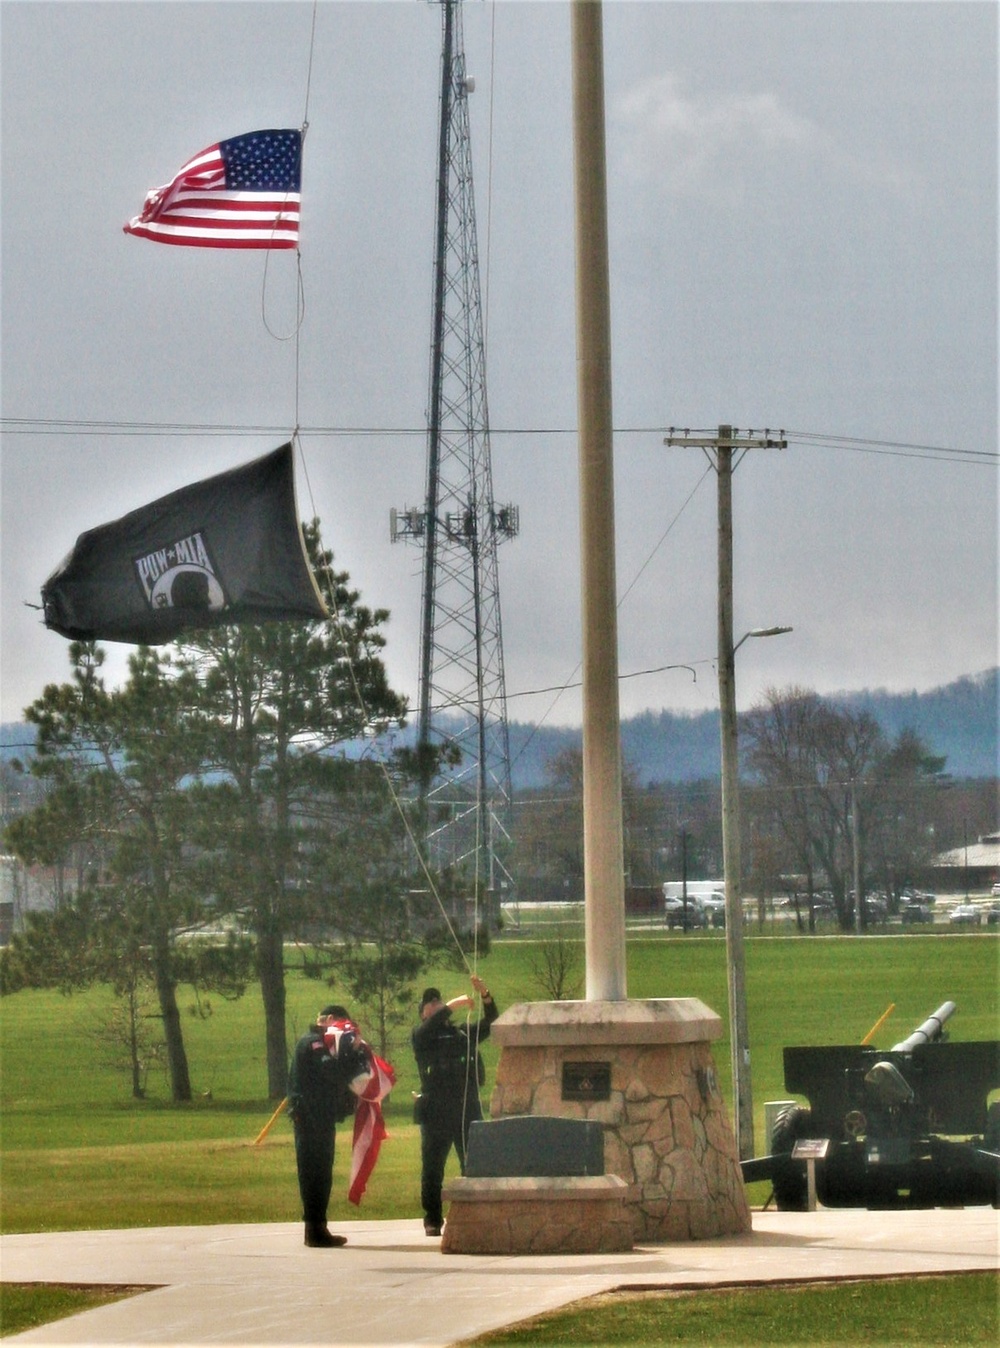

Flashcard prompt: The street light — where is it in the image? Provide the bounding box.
[733,626,793,655]
[719,623,792,1162]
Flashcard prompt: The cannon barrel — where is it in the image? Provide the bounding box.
[890,1000,956,1053]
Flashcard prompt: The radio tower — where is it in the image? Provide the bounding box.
[391,0,517,924]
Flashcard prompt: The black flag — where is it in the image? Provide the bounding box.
[41,444,328,643]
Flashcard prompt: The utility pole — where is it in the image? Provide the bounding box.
[681,826,690,933]
[851,777,863,934]
[664,425,787,1161]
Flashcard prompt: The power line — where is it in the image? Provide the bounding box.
[784,429,996,466]
[2,417,995,464]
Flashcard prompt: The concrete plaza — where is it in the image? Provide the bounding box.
[1,1207,997,1346]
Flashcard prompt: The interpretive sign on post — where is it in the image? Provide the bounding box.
[792,1137,831,1211]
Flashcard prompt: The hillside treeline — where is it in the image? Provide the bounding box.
[507,668,998,786]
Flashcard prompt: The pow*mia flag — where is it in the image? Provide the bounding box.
[41,444,327,644]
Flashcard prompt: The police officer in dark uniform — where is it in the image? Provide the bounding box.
[287,1004,368,1248]
[412,975,499,1236]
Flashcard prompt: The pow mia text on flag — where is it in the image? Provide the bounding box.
[134,531,226,613]
[42,444,327,644]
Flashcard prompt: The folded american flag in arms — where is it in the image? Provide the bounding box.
[323,1019,396,1206]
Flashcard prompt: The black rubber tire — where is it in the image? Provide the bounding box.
[983,1101,1000,1153]
[769,1104,812,1211]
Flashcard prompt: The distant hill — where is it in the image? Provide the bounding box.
[832,670,998,780]
[0,723,36,761]
[509,669,998,788]
[4,668,996,790]
[508,710,722,788]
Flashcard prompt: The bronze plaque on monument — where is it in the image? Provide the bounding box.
[562,1061,611,1102]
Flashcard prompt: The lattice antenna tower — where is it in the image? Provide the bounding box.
[391,0,518,921]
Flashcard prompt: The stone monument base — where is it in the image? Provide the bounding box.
[441,1175,633,1254]
[489,999,752,1242]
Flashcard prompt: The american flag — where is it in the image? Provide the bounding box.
[124,129,301,249]
[323,1020,396,1206]
[348,1054,396,1206]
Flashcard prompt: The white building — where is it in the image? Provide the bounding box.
[930,832,1000,891]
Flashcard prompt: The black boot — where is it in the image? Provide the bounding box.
[304,1223,347,1248]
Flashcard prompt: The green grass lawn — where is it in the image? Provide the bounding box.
[1,933,996,1232]
[3,1274,996,1345]
[0,1284,147,1339]
[1,932,997,1342]
[458,1272,1000,1347]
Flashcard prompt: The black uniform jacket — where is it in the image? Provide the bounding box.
[287,1024,367,1130]
[412,998,499,1118]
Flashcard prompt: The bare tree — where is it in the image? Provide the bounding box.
[743,687,945,930]
[528,932,583,1002]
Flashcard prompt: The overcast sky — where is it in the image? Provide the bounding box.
[2,0,997,732]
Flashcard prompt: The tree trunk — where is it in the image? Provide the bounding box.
[258,926,288,1099]
[153,934,191,1101]
[127,982,144,1100]
[146,843,192,1102]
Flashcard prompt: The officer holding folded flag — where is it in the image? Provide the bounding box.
[287,1005,370,1248]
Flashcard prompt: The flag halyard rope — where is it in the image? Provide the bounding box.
[280,0,480,975]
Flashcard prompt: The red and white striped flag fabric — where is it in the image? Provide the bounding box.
[348,1054,396,1207]
[124,129,301,249]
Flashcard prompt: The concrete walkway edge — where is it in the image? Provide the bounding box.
[1,1208,997,1346]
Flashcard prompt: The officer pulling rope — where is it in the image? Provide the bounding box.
[411,974,499,1237]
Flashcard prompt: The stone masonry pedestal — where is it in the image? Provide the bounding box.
[441,1175,632,1254]
[489,999,751,1242]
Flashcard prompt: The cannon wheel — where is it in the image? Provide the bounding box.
[985,1103,1000,1209]
[770,1103,812,1211]
[984,1102,1000,1153]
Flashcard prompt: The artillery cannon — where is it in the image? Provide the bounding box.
[741,1002,1000,1210]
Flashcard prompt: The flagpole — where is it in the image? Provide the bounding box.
[481,0,753,1249]
[572,0,627,1002]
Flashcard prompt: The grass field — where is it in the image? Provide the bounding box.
[1,932,996,1233]
[3,1274,996,1345]
[1,932,997,1343]
[460,1272,1000,1347]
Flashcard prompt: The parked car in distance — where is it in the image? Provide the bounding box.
[901,903,934,925]
[700,892,727,928]
[948,904,982,927]
[810,896,840,922]
[862,894,889,923]
[902,889,937,907]
[664,896,708,930]
[986,904,1000,926]
[845,892,888,924]
[991,882,1000,898]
